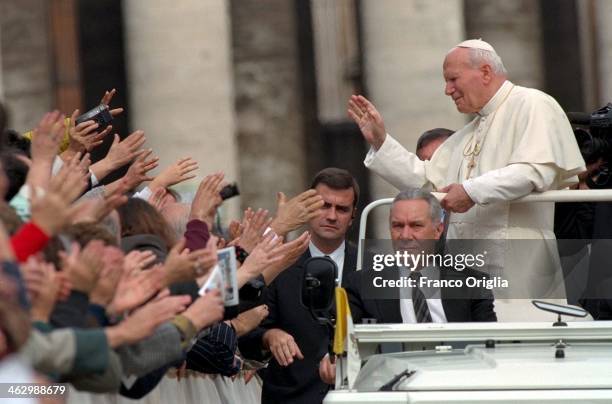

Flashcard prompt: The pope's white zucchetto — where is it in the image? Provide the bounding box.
[455,39,497,54]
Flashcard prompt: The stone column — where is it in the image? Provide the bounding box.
[360,0,466,235]
[230,0,310,212]
[576,0,599,111]
[0,0,54,131]
[594,0,612,104]
[464,0,545,90]
[311,0,360,124]
[123,0,238,217]
[0,24,4,100]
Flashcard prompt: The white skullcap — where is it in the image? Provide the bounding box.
[455,38,497,54]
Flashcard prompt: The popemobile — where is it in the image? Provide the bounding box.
[299,191,612,404]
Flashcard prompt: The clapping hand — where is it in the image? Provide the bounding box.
[122,149,159,190]
[59,241,105,295]
[261,231,310,284]
[105,130,147,168]
[31,152,91,235]
[189,172,225,227]
[123,250,157,272]
[100,88,124,118]
[236,208,272,253]
[270,189,323,236]
[27,111,66,190]
[163,237,218,285]
[90,246,125,308]
[68,109,112,152]
[107,262,166,315]
[150,157,199,190]
[22,257,61,322]
[238,232,285,287]
[31,111,66,164]
[106,292,191,348]
[181,289,225,330]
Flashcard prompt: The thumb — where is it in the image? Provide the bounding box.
[112,133,120,146]
[70,109,79,126]
[276,192,286,206]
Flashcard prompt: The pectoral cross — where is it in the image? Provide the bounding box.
[466,156,476,179]
[464,141,480,179]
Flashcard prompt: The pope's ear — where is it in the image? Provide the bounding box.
[480,63,494,83]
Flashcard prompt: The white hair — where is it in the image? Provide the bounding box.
[393,188,443,224]
[467,48,507,75]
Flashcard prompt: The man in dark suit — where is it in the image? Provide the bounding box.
[345,188,496,325]
[251,168,360,404]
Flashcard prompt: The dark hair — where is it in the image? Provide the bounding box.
[4,130,30,158]
[42,236,65,270]
[310,167,359,208]
[1,149,29,201]
[416,128,454,152]
[117,198,176,249]
[0,201,23,235]
[62,222,118,247]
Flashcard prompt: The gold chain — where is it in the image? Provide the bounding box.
[462,84,515,179]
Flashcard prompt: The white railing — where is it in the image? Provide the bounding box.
[357,189,612,270]
[353,321,612,344]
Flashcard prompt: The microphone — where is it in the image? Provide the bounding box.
[301,257,337,312]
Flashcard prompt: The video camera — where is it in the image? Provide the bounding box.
[568,103,612,188]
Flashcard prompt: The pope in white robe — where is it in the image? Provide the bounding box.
[348,39,586,321]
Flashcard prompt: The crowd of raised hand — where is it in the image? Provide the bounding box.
[0,89,325,398]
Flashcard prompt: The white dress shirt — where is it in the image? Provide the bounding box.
[399,266,447,323]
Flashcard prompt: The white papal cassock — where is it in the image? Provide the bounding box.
[365,80,586,321]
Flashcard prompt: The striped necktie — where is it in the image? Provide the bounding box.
[410,271,432,323]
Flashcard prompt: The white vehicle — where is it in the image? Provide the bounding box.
[325,319,612,403]
[323,191,612,404]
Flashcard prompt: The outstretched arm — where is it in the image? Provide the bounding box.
[348,95,387,150]
[348,95,428,190]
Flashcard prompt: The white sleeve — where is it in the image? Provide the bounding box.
[462,163,556,205]
[364,134,428,190]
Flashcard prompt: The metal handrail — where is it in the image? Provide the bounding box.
[353,321,612,343]
[357,189,612,271]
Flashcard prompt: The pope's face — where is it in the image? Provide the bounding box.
[443,48,488,114]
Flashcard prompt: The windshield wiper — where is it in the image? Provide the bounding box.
[379,369,416,391]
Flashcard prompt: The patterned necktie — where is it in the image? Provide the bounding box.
[409,271,432,323]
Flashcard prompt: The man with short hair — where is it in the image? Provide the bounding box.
[416,128,454,161]
[344,188,496,325]
[255,167,360,404]
[348,39,585,320]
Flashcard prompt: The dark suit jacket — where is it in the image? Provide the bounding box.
[253,242,357,404]
[344,266,497,324]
